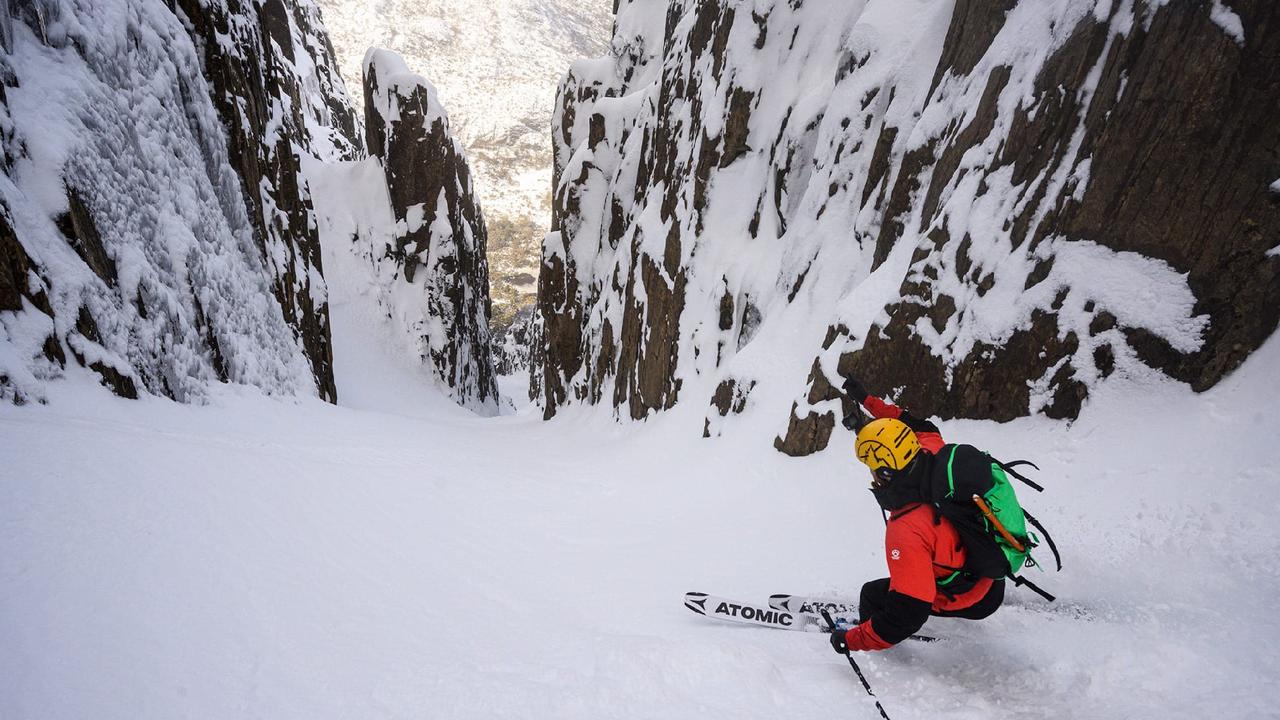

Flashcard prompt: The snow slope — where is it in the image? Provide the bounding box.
[3,319,1279,718]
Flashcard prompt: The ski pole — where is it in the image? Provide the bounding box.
[821,608,892,720]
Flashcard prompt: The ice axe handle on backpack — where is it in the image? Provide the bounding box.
[972,494,1026,553]
[972,494,1058,601]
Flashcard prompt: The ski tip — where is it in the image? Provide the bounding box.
[683,592,709,616]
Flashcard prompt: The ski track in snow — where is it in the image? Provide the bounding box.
[3,335,1280,718]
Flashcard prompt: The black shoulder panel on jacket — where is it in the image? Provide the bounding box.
[897,409,940,436]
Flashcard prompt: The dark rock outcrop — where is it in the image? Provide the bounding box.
[781,0,1280,453]
[363,48,500,414]
[536,0,1278,450]
[703,376,755,438]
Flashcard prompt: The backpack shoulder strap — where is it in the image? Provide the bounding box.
[944,444,997,498]
[943,444,958,499]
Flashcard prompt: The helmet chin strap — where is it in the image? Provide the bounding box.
[868,457,926,510]
[870,466,895,488]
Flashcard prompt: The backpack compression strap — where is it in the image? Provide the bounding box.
[1022,508,1062,571]
[1009,574,1056,602]
[999,460,1045,492]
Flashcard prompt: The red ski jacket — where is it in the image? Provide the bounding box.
[844,397,994,651]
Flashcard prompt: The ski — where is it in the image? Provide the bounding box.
[769,593,859,616]
[684,592,940,642]
[769,593,941,643]
[683,592,826,632]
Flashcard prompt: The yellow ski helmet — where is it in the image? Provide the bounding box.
[855,418,920,472]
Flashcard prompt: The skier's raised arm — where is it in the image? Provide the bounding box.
[841,376,943,452]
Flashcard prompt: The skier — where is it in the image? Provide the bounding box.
[828,376,1006,655]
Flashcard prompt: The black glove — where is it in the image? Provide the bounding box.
[841,376,869,403]
[829,627,849,655]
[841,408,867,431]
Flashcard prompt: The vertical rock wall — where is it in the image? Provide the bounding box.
[0,0,359,403]
[535,0,1279,447]
[537,0,677,420]
[362,48,499,414]
[176,0,364,402]
[779,0,1280,454]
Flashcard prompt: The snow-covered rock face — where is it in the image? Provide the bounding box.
[316,0,612,328]
[535,0,1280,444]
[0,0,359,404]
[491,305,538,379]
[362,48,499,415]
[179,0,364,403]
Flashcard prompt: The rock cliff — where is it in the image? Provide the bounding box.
[534,0,1278,449]
[316,0,612,329]
[362,48,499,413]
[178,0,364,402]
[0,0,358,403]
[1,1,499,412]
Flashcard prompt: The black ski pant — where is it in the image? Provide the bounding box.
[859,576,1005,622]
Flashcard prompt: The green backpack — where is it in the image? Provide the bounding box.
[928,444,1062,601]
